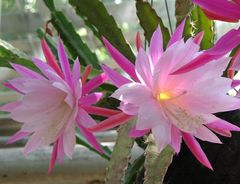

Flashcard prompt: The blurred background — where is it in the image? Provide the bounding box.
[1,0,239,58]
[0,0,239,59]
[0,0,239,183]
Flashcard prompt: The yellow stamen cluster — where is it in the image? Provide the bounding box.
[157,92,171,101]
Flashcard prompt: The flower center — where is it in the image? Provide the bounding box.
[156,89,187,102]
[157,92,172,101]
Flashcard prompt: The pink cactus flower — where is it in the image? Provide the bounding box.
[0,38,119,173]
[89,21,240,169]
[193,0,240,22]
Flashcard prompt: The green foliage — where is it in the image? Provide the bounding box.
[69,0,135,63]
[0,39,38,71]
[182,17,193,40]
[43,0,100,69]
[144,135,174,184]
[43,0,55,11]
[190,6,214,50]
[136,0,171,49]
[175,2,214,50]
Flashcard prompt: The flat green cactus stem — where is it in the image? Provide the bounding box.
[105,121,135,184]
[144,135,174,184]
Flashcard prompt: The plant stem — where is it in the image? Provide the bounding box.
[105,121,135,184]
[143,135,174,184]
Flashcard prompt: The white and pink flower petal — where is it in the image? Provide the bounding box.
[111,83,153,106]
[11,63,45,80]
[129,125,149,138]
[57,38,72,86]
[135,48,153,88]
[136,100,168,130]
[101,64,131,87]
[62,121,76,159]
[171,125,182,154]
[80,92,103,106]
[193,125,222,144]
[152,123,171,153]
[167,19,186,48]
[149,26,163,66]
[77,108,97,128]
[119,102,139,116]
[7,130,29,145]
